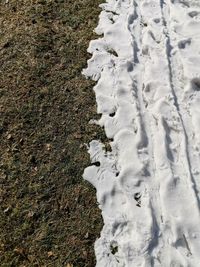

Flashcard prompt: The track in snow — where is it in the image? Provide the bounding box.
[83,0,200,266]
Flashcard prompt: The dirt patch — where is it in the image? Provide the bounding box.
[0,0,105,266]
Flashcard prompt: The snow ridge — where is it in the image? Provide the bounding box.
[83,0,200,266]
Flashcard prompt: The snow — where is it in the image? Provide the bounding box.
[83,0,200,266]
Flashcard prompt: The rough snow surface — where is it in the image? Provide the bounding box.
[83,0,200,266]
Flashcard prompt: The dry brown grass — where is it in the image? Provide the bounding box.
[0,0,106,266]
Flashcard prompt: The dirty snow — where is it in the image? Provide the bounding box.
[83,0,200,266]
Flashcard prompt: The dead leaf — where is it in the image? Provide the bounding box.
[3,207,11,213]
[14,247,25,256]
[47,251,54,257]
[74,133,82,139]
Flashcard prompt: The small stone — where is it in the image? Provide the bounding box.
[27,211,35,218]
[84,232,89,239]
[7,134,12,140]
[46,143,51,151]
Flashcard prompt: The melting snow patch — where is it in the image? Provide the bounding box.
[83,0,200,266]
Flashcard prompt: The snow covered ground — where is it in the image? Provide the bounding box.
[83,0,200,266]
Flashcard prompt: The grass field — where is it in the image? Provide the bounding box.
[0,0,105,266]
